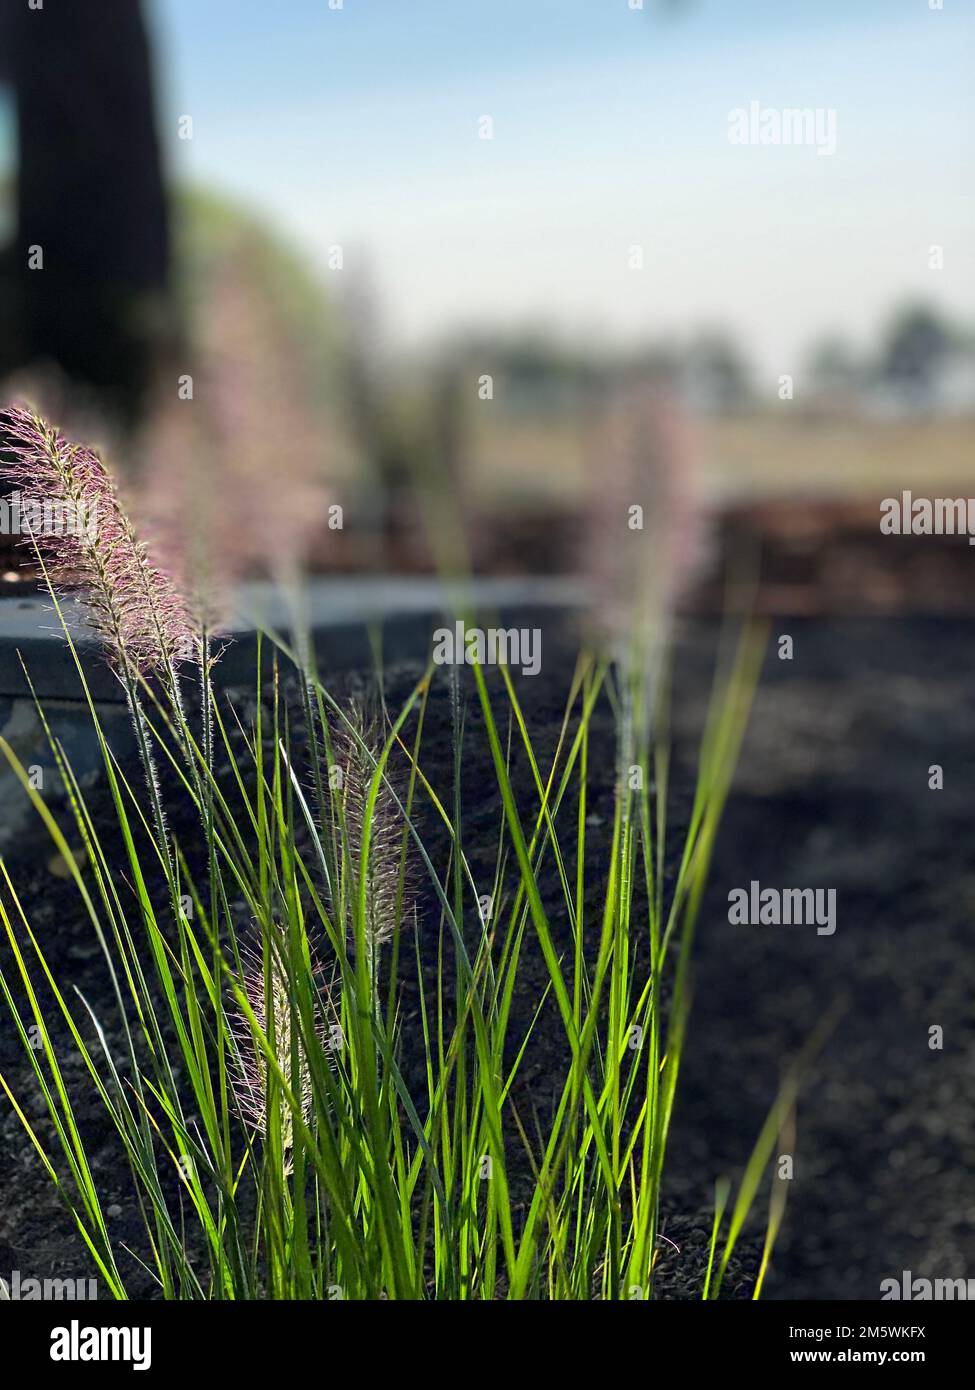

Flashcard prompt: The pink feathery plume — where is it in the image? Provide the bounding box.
[0,404,200,678]
[137,398,229,634]
[585,381,707,649]
[200,240,331,578]
[139,235,338,629]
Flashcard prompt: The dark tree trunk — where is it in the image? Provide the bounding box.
[1,0,170,422]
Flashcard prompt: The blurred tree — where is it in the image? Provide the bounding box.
[808,335,861,393]
[880,305,954,394]
[684,331,751,411]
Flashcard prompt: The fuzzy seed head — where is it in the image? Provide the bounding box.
[0,404,200,677]
[231,924,327,1172]
[331,703,411,958]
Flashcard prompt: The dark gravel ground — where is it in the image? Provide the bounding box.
[1,613,973,1300]
[670,617,975,1301]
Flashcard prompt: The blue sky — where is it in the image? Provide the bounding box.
[9,1,975,377]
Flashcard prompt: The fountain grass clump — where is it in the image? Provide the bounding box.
[0,405,786,1300]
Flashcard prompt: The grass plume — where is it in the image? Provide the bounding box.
[1,404,199,678]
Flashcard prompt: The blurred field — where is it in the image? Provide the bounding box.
[701,414,975,503]
[468,411,975,511]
